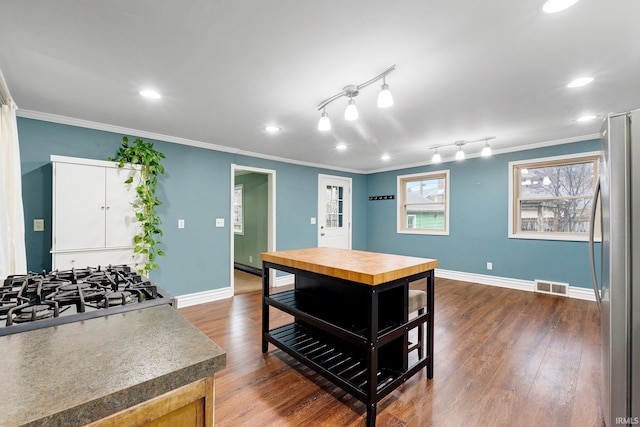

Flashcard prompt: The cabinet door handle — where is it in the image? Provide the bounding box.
[101,206,105,210]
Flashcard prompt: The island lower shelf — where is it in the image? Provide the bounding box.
[265,322,405,401]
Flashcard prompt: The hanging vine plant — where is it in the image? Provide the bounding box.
[110,136,166,276]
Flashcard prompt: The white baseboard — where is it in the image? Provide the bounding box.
[566,286,597,301]
[173,269,596,308]
[435,268,596,302]
[174,286,233,308]
[273,274,295,287]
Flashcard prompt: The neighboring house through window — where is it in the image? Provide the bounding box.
[397,170,450,235]
[509,152,600,241]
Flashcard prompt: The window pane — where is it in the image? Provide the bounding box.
[405,178,445,202]
[325,185,344,229]
[233,185,243,234]
[519,198,593,233]
[406,204,445,230]
[520,162,594,198]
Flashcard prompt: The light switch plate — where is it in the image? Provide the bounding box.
[33,219,45,232]
[310,217,316,224]
[178,219,185,229]
[215,218,224,227]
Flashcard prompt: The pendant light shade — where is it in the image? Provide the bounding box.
[318,109,331,131]
[344,97,358,121]
[377,78,393,108]
[455,146,465,161]
[481,141,492,157]
[432,149,442,164]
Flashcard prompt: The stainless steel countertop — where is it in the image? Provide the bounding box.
[0,305,226,427]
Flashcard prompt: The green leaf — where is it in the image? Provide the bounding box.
[112,135,165,274]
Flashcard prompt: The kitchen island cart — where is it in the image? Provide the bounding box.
[261,247,437,426]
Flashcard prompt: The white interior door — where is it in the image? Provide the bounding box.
[318,174,351,249]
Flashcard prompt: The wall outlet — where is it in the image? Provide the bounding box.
[33,219,45,232]
[249,255,253,263]
[486,262,493,270]
[215,218,224,227]
[178,219,185,229]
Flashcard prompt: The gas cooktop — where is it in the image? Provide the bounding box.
[0,265,174,336]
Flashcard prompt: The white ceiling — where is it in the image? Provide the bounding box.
[1,1,639,173]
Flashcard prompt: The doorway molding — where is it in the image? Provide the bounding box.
[230,164,276,294]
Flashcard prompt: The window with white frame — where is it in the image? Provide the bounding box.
[509,152,600,241]
[397,170,450,235]
[233,184,243,234]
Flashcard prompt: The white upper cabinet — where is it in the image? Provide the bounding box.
[51,155,143,269]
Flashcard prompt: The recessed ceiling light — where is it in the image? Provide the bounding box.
[139,89,161,99]
[577,115,596,122]
[542,0,580,13]
[567,77,594,88]
[336,143,347,151]
[381,154,390,161]
[264,125,281,132]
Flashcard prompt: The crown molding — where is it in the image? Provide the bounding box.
[17,109,598,176]
[16,109,365,174]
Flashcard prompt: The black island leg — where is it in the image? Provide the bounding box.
[262,264,270,353]
[426,269,434,378]
[366,403,377,427]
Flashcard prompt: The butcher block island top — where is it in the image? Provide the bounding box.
[0,305,226,427]
[261,247,438,285]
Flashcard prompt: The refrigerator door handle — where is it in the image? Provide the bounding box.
[589,178,602,309]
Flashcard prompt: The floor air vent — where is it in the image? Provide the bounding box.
[534,280,568,296]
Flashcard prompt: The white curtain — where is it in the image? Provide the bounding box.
[0,73,27,278]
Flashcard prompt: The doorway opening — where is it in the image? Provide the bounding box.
[230,165,276,295]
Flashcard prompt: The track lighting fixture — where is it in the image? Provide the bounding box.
[429,137,495,163]
[317,65,395,129]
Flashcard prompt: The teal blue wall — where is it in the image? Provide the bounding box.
[234,172,268,270]
[17,117,368,296]
[366,139,600,289]
[18,116,599,294]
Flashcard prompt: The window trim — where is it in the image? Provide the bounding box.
[397,169,450,236]
[508,151,601,242]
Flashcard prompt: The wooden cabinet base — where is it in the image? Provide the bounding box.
[86,376,215,427]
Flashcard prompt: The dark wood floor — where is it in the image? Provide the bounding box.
[179,278,604,427]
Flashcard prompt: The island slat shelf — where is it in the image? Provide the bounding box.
[261,248,437,427]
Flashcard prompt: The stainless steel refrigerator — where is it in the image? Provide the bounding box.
[590,109,640,426]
